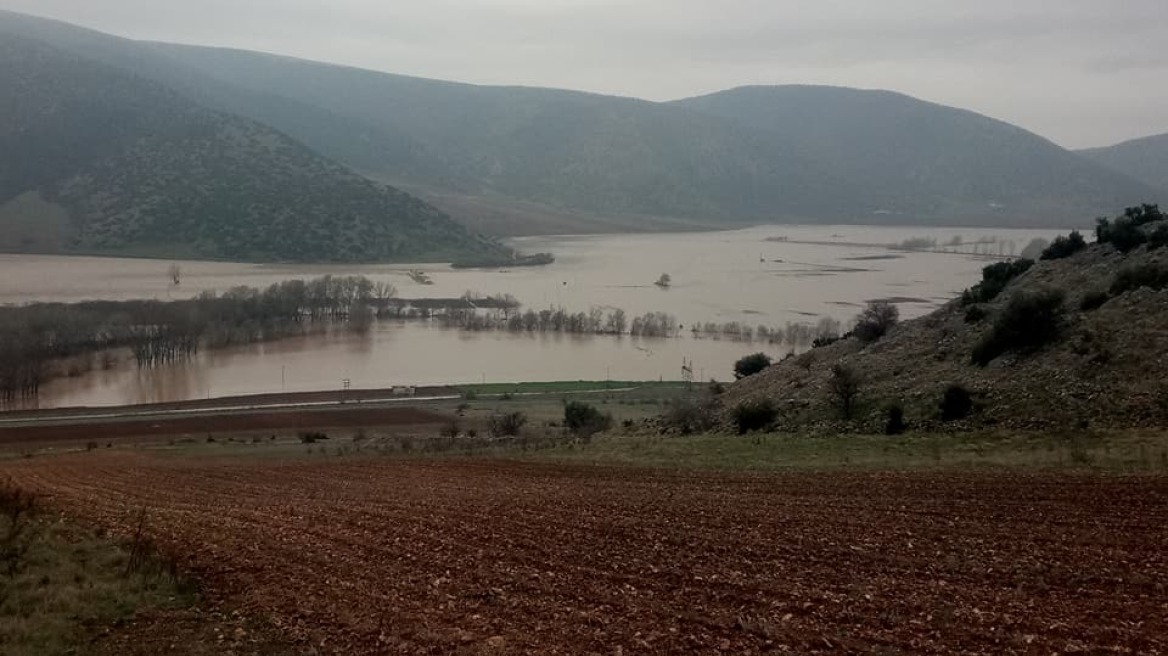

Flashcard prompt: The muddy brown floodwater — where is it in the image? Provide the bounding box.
[1,225,1065,408]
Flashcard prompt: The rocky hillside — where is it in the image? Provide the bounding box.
[0,33,504,263]
[719,207,1168,432]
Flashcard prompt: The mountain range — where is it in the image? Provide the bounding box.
[0,9,1164,261]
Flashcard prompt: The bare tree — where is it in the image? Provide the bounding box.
[853,301,899,343]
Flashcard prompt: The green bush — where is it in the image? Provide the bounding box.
[1096,206,1162,253]
[853,301,899,343]
[733,352,773,379]
[1040,230,1087,260]
[1150,224,1168,250]
[564,401,612,439]
[827,364,861,419]
[1111,264,1168,296]
[971,289,1066,366]
[961,259,1034,306]
[884,404,907,435]
[663,395,719,435]
[939,385,974,421]
[732,399,778,434]
[1079,290,1110,312]
[963,304,988,323]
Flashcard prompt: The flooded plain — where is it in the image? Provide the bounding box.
[1,224,1064,408]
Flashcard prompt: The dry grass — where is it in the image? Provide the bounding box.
[0,483,196,656]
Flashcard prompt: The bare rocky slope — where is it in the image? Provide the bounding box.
[719,218,1168,432]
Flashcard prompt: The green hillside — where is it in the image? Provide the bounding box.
[0,34,502,263]
[1079,133,1168,192]
[0,9,1161,233]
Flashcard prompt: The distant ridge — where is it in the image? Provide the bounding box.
[0,8,1162,241]
[1079,133,1168,193]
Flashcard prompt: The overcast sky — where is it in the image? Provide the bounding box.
[2,0,1166,149]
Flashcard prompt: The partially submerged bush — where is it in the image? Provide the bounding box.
[971,289,1066,366]
[564,401,612,439]
[853,301,899,343]
[733,352,773,379]
[1110,263,1168,296]
[1040,230,1087,260]
[732,399,778,434]
[961,259,1034,306]
[939,384,974,421]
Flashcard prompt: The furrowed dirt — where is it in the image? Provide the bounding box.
[7,454,1167,654]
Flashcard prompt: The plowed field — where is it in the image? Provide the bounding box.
[7,453,1167,654]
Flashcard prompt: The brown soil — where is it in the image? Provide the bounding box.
[9,454,1167,654]
[86,608,305,656]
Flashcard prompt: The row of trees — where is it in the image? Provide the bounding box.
[0,275,390,403]
[689,318,842,346]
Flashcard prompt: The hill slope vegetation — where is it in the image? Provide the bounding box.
[0,31,502,262]
[717,207,1168,431]
[0,9,1159,233]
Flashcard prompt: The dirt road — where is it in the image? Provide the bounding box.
[8,454,1167,654]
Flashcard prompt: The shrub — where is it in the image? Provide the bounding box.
[884,403,907,435]
[733,352,773,379]
[299,431,329,444]
[963,304,988,323]
[708,379,726,395]
[939,385,974,421]
[1150,224,1168,250]
[1079,290,1110,312]
[1040,230,1087,260]
[1107,219,1148,252]
[663,395,719,435]
[487,411,527,438]
[971,289,1066,366]
[732,399,778,434]
[1110,263,1168,296]
[564,401,612,439]
[1,480,37,577]
[1019,238,1049,260]
[853,301,899,343]
[961,259,1034,306]
[827,364,861,419]
[812,334,843,348]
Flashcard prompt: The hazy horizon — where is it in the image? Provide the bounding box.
[1,1,1165,150]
